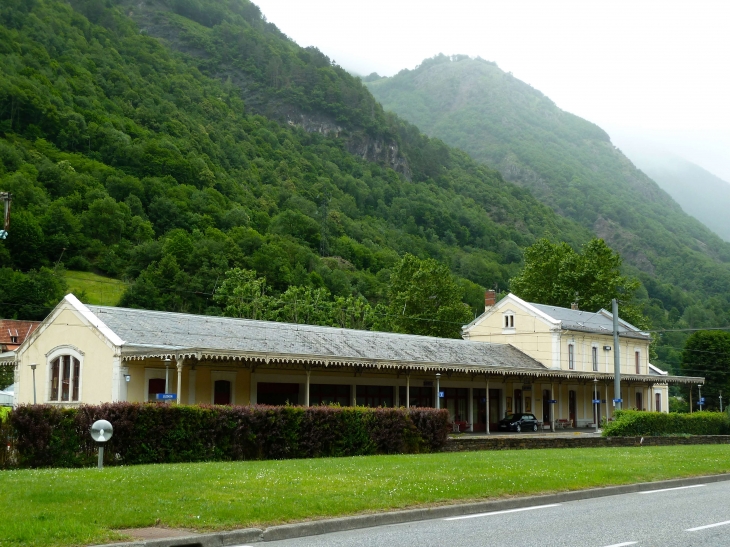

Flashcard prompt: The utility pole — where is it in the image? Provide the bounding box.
[612,299,622,411]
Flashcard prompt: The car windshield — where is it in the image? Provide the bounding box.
[504,414,516,421]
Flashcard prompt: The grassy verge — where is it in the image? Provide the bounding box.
[64,270,127,306]
[2,445,730,547]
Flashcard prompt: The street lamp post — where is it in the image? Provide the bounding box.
[435,373,441,410]
[720,391,723,413]
[30,363,37,404]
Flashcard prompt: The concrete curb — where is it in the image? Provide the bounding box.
[97,473,730,546]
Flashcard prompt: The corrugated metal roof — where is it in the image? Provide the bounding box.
[86,305,546,371]
[530,303,647,338]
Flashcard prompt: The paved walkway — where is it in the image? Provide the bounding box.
[450,429,603,440]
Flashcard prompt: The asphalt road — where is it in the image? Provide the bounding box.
[251,481,730,547]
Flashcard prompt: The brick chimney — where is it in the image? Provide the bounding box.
[571,302,579,310]
[485,290,496,311]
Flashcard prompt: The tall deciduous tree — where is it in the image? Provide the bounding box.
[681,330,730,411]
[510,238,645,327]
[386,254,473,339]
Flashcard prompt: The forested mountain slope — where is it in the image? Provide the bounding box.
[0,0,587,322]
[366,55,730,310]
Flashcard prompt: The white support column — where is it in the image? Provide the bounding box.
[435,374,441,410]
[188,367,197,405]
[485,377,490,436]
[305,370,311,407]
[550,382,555,432]
[176,356,183,405]
[468,386,474,432]
[406,374,410,409]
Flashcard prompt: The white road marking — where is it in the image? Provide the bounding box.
[686,519,730,532]
[639,484,704,494]
[444,503,561,521]
[600,542,637,547]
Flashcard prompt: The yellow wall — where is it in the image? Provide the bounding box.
[16,307,116,405]
[465,300,652,373]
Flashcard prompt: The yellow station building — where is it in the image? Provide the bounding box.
[5,292,702,431]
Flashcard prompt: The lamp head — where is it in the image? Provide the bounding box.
[30,363,37,371]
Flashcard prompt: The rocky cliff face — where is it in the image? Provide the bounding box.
[120,0,412,180]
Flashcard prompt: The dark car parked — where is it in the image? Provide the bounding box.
[497,413,540,432]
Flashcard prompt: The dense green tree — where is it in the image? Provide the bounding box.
[681,330,730,411]
[213,267,269,319]
[510,238,645,326]
[0,267,67,320]
[214,268,377,329]
[386,254,473,338]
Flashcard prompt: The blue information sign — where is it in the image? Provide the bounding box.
[547,399,557,403]
[438,391,444,398]
[156,393,177,401]
[699,397,706,404]
[592,399,601,404]
[613,398,623,403]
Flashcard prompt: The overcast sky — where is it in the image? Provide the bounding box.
[254,0,730,181]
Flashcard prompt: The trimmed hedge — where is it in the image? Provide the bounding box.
[603,410,730,437]
[1,403,450,468]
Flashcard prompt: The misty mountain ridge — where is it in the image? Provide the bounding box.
[365,54,730,302]
[624,150,730,243]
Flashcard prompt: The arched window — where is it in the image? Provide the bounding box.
[49,355,81,402]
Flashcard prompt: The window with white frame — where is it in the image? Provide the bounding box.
[592,346,598,372]
[568,344,575,370]
[49,355,81,402]
[503,313,515,329]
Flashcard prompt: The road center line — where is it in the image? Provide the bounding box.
[639,484,704,494]
[686,519,730,532]
[444,503,561,521]
[600,542,637,547]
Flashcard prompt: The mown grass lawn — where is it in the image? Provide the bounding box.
[2,445,729,547]
[63,271,128,307]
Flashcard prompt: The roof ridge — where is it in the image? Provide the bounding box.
[87,305,489,345]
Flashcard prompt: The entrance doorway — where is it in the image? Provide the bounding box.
[569,390,577,428]
[214,380,231,405]
[148,378,165,402]
[514,389,522,413]
[257,382,300,405]
[399,386,433,408]
[356,385,394,407]
[635,391,643,410]
[591,384,600,424]
[542,389,551,424]
[489,389,500,431]
[443,388,468,423]
[472,388,486,432]
[655,392,661,412]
